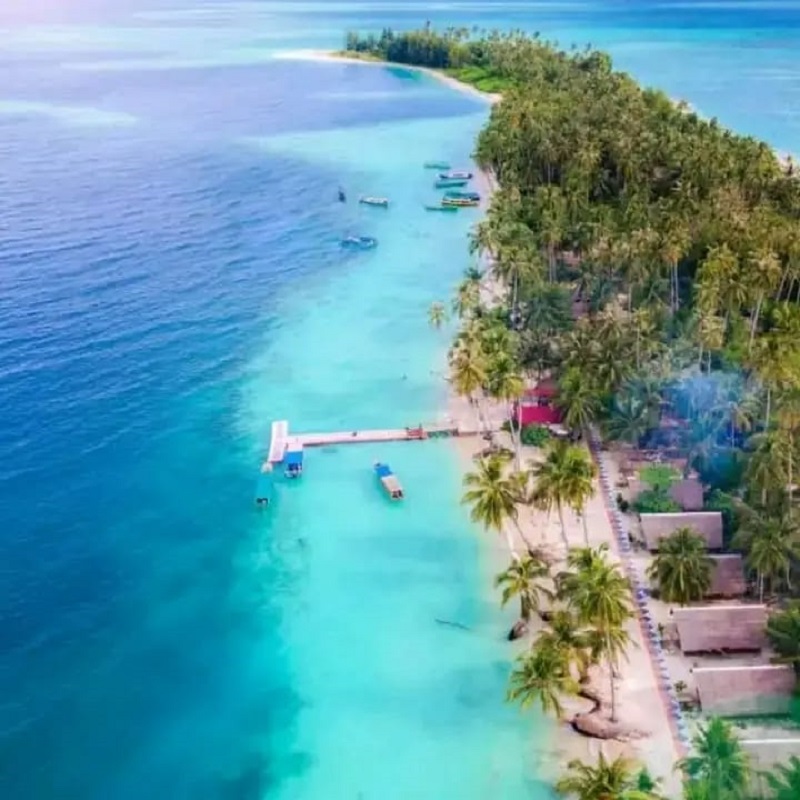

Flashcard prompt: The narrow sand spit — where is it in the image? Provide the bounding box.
[273,49,501,105]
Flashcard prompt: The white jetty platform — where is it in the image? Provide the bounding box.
[266,420,289,463]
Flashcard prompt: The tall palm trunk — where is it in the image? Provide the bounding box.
[511,517,536,555]
[509,400,521,470]
[580,509,589,546]
[503,526,520,562]
[749,291,765,353]
[764,387,772,432]
[789,434,795,518]
[608,653,618,723]
[557,503,569,550]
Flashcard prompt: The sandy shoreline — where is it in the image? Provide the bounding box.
[282,44,679,791]
[273,49,501,106]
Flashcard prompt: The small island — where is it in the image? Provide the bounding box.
[346,27,800,800]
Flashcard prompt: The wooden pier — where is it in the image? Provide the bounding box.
[261,421,491,471]
[295,424,459,448]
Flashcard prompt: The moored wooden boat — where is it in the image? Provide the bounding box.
[374,462,404,500]
[425,203,459,212]
[444,190,480,201]
[341,235,378,249]
[424,161,450,169]
[359,196,389,207]
[435,178,469,188]
[439,170,473,180]
[442,196,479,208]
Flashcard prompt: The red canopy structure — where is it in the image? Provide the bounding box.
[514,379,563,426]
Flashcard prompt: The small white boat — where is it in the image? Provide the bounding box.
[359,196,389,207]
[439,170,473,180]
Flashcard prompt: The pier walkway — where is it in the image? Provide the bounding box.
[262,421,498,466]
[295,425,459,447]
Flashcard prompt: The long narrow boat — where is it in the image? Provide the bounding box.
[424,161,450,169]
[341,235,378,249]
[425,204,459,212]
[444,190,480,201]
[435,178,469,189]
[439,170,473,180]
[374,462,404,500]
[442,196,479,208]
[255,463,273,506]
[359,196,389,207]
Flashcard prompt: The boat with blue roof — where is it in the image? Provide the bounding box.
[374,462,404,500]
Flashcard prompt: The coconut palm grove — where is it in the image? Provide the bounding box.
[347,27,800,800]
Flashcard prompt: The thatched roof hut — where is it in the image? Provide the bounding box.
[641,511,723,551]
[628,476,704,510]
[743,738,800,795]
[669,478,704,511]
[674,605,767,653]
[694,665,796,715]
[708,555,746,598]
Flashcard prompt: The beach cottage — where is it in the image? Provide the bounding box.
[708,554,747,598]
[673,605,768,653]
[693,664,796,716]
[640,511,724,551]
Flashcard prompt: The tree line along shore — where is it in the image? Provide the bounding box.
[347,27,800,800]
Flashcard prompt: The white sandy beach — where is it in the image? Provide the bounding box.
[449,428,683,794]
[273,49,501,106]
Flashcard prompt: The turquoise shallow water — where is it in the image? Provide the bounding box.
[3,1,800,798]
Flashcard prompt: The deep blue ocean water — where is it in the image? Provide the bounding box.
[2,2,800,798]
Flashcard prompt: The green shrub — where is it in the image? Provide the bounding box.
[521,424,551,447]
[705,489,738,541]
[633,486,681,514]
[639,464,680,492]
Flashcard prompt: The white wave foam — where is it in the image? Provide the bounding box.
[0,100,137,127]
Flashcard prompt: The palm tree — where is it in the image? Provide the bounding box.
[563,447,597,546]
[557,367,603,436]
[763,755,800,800]
[530,440,595,549]
[536,609,593,682]
[677,717,750,800]
[449,335,487,432]
[452,278,481,319]
[495,553,552,623]
[485,352,525,467]
[605,394,653,450]
[507,638,578,718]
[428,301,448,329]
[744,431,790,509]
[462,454,522,560]
[555,753,660,800]
[733,512,800,601]
[646,527,713,605]
[561,547,634,722]
[766,603,800,676]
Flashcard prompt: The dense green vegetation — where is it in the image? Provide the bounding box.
[357,24,800,800]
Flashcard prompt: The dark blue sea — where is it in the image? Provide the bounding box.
[2,2,800,798]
